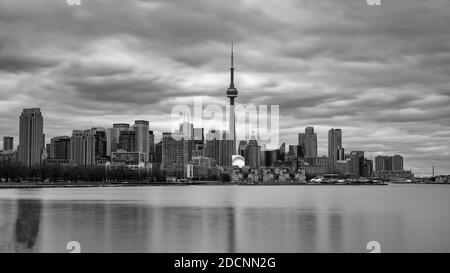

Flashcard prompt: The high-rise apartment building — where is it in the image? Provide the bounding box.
[328,128,342,161]
[106,123,130,156]
[205,130,234,166]
[298,133,306,158]
[148,130,155,162]
[70,129,95,166]
[376,155,404,171]
[134,120,149,162]
[93,128,107,163]
[18,108,44,167]
[299,127,317,158]
[393,155,404,171]
[162,132,192,178]
[349,151,365,177]
[375,155,385,172]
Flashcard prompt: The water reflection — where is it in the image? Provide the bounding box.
[0,199,42,252]
[0,185,449,252]
[15,199,42,251]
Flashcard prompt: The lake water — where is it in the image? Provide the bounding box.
[0,184,449,253]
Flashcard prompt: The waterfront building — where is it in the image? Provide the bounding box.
[328,128,342,170]
[349,151,365,177]
[135,120,149,162]
[148,130,155,162]
[162,132,193,178]
[375,155,385,172]
[376,155,403,172]
[393,155,404,171]
[299,127,317,158]
[337,146,345,160]
[93,128,108,164]
[70,129,95,166]
[364,159,374,178]
[18,108,44,167]
[106,123,130,156]
[298,133,306,158]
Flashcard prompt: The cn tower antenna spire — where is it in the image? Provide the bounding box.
[231,42,234,67]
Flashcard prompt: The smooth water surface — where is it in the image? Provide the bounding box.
[0,184,449,252]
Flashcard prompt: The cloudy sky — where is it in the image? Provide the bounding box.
[0,0,449,175]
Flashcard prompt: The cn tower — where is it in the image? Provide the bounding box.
[226,43,238,153]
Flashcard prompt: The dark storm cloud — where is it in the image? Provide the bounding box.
[0,0,449,175]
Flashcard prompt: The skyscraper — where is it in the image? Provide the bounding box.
[375,155,385,172]
[385,156,393,171]
[349,151,365,177]
[393,155,404,171]
[328,128,342,161]
[298,133,306,158]
[162,132,192,178]
[337,146,345,160]
[3,136,13,151]
[226,43,238,154]
[70,129,95,166]
[245,136,260,169]
[364,159,374,178]
[134,120,149,162]
[299,127,317,158]
[18,108,44,167]
[205,130,233,166]
[106,123,130,156]
[93,128,107,163]
[148,130,155,162]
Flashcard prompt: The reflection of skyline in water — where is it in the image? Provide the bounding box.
[0,199,42,252]
[0,202,405,253]
[0,185,449,252]
[15,199,41,251]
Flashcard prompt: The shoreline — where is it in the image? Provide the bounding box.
[0,181,392,189]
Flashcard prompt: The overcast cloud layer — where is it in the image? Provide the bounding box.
[0,0,449,175]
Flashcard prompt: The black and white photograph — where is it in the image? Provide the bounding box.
[0,0,449,266]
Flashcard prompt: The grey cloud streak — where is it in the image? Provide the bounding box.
[0,0,449,175]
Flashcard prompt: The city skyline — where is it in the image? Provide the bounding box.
[1,0,449,176]
[0,106,416,178]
